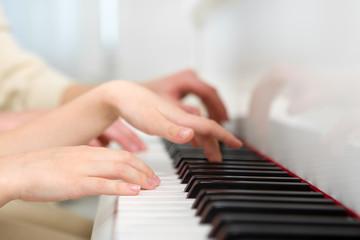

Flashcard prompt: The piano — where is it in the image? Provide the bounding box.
[91,116,360,239]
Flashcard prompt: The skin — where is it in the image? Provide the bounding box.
[0,80,242,207]
[0,70,229,152]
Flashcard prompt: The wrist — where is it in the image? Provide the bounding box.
[101,80,136,117]
[61,84,95,104]
[0,161,15,207]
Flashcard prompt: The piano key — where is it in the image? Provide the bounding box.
[193,189,325,208]
[185,175,301,192]
[179,164,282,179]
[173,154,266,167]
[187,180,311,198]
[195,195,335,216]
[201,201,349,223]
[106,139,360,240]
[176,160,276,174]
[210,213,360,238]
[214,222,360,240]
[181,169,291,184]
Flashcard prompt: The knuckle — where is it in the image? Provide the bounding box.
[113,161,126,175]
[94,178,107,191]
[120,151,135,163]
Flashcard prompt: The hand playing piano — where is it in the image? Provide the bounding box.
[101,81,242,162]
[143,69,229,123]
[0,80,242,162]
[0,146,160,207]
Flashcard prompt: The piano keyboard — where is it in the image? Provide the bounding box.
[111,138,360,240]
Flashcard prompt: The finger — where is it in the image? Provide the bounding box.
[86,160,158,190]
[88,138,104,147]
[97,135,111,147]
[184,77,229,122]
[103,120,147,152]
[77,177,141,196]
[86,149,155,179]
[190,138,200,147]
[195,135,222,162]
[148,110,195,144]
[169,113,242,149]
[178,103,201,116]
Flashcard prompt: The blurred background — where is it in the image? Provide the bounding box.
[2,0,360,116]
[2,0,360,217]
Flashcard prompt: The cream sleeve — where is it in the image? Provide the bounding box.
[0,7,74,111]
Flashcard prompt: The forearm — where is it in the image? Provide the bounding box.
[0,83,118,156]
[60,83,96,104]
[0,157,14,207]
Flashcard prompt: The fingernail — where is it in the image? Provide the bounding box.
[178,128,192,140]
[154,175,161,186]
[148,177,157,187]
[128,184,140,192]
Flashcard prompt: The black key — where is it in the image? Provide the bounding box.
[196,195,335,216]
[210,213,360,238]
[169,147,254,158]
[169,148,204,158]
[173,154,265,167]
[182,169,291,183]
[215,222,360,240]
[174,156,268,168]
[179,165,282,179]
[187,180,311,198]
[177,160,275,174]
[201,201,348,223]
[193,189,324,209]
[185,175,301,192]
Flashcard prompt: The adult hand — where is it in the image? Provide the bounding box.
[103,81,242,161]
[0,146,160,207]
[0,80,242,161]
[143,69,229,123]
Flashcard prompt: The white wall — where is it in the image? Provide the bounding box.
[113,0,196,81]
[2,0,360,85]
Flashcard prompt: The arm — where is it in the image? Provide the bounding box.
[0,80,242,160]
[0,80,241,207]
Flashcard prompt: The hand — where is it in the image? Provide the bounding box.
[103,81,242,161]
[143,69,229,123]
[0,146,160,207]
[88,119,147,151]
[0,80,242,161]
